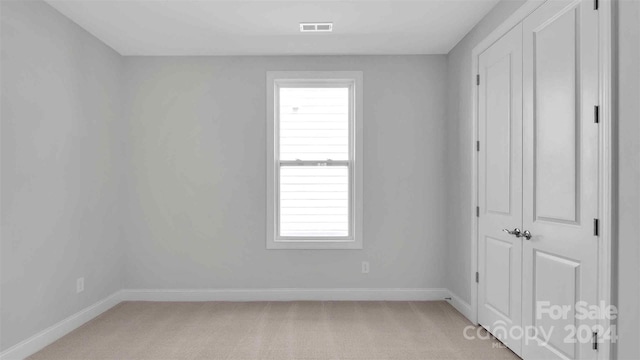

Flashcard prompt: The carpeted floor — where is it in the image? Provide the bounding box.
[28,301,519,360]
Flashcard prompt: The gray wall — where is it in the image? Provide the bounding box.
[616,1,640,359]
[122,55,449,289]
[0,0,124,351]
[444,0,526,303]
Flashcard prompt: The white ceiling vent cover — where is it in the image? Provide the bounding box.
[299,23,333,32]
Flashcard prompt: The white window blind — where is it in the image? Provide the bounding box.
[278,87,350,238]
[267,71,363,250]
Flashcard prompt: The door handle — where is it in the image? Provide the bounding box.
[502,228,522,237]
[522,230,532,240]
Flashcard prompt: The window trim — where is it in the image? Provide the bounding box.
[266,71,363,250]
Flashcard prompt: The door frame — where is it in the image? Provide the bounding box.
[469,0,616,358]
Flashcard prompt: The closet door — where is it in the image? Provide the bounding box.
[522,0,599,359]
[477,23,523,357]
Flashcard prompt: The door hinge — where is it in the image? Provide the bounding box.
[476,141,480,152]
[594,105,600,123]
[592,331,598,350]
[475,272,479,283]
[594,0,599,10]
[476,74,480,86]
[594,218,600,236]
[476,206,480,217]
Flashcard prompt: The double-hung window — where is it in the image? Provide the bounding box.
[266,71,363,249]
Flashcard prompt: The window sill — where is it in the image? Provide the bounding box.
[266,240,363,250]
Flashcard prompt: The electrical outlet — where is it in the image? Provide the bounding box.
[76,277,84,293]
[361,261,370,274]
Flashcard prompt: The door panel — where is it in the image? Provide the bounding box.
[477,22,523,357]
[533,7,580,223]
[485,237,513,317]
[522,0,599,359]
[533,251,580,358]
[486,54,514,215]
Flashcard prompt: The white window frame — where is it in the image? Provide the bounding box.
[266,71,363,250]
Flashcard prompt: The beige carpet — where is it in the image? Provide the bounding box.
[29,301,519,360]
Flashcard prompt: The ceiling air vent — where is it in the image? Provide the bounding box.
[299,22,333,33]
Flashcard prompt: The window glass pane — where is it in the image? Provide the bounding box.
[279,87,349,161]
[279,165,349,237]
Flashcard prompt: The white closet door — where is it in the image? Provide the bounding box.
[477,23,523,357]
[522,0,599,359]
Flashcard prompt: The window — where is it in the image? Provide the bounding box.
[266,71,363,249]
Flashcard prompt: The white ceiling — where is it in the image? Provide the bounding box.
[45,0,500,56]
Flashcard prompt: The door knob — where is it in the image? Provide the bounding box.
[522,230,532,240]
[502,228,522,237]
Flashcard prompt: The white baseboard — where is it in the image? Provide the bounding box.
[445,290,473,322]
[0,291,122,360]
[121,288,450,302]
